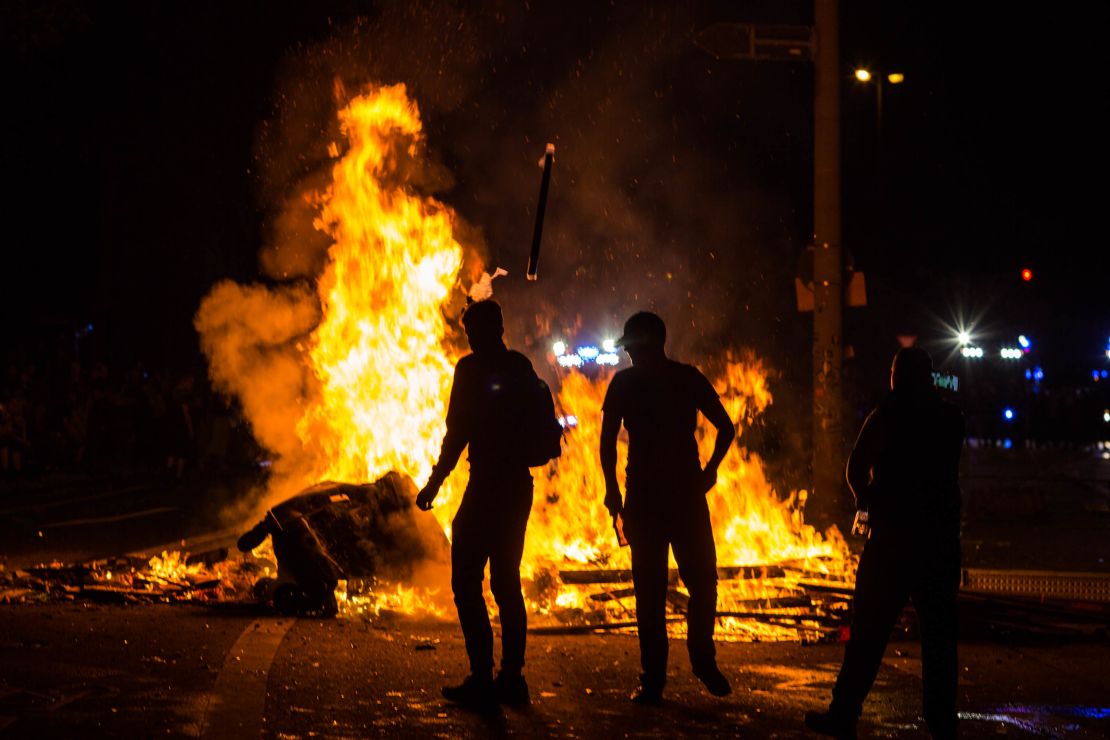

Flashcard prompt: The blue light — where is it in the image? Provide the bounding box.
[1018,335,1030,349]
[1103,370,1109,379]
[576,345,600,360]
[86,323,94,332]
[1095,370,1103,382]
[1003,407,1015,421]
[1003,438,1013,449]
[1024,369,1033,380]
[1033,367,1044,381]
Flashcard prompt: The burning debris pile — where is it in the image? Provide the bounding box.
[0,548,264,606]
[535,563,854,642]
[0,472,450,618]
[236,472,450,618]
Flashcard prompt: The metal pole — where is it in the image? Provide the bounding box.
[526,144,555,281]
[811,0,846,528]
[876,76,883,158]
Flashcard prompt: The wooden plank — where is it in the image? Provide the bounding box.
[561,564,790,585]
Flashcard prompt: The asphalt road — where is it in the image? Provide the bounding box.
[0,603,1109,738]
[1,449,1108,737]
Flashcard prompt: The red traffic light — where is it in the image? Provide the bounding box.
[1021,268,1033,282]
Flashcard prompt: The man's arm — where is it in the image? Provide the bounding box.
[599,409,623,518]
[695,375,736,494]
[845,410,882,509]
[416,364,471,510]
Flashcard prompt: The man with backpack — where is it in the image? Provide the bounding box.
[416,299,560,709]
[600,311,736,705]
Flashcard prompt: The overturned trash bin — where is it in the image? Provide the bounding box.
[237,472,449,617]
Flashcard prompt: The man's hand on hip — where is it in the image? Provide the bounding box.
[697,466,718,495]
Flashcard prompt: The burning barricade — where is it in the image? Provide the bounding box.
[237,472,449,617]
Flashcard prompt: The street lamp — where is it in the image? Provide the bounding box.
[853,68,904,153]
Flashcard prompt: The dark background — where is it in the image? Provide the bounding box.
[2,0,1106,429]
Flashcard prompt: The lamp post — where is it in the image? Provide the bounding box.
[854,68,904,156]
[693,1,851,529]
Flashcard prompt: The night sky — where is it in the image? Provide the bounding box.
[3,1,1106,395]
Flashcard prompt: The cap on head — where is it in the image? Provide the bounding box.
[461,299,504,334]
[891,346,933,392]
[615,311,666,349]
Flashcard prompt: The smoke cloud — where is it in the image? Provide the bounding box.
[197,1,817,519]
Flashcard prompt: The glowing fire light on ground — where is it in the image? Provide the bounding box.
[192,83,854,638]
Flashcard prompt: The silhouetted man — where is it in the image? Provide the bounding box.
[806,347,964,739]
[416,300,538,709]
[600,311,735,705]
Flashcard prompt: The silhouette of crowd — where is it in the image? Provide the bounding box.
[0,340,260,480]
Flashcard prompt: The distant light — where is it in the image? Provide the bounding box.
[595,352,620,366]
[1103,370,1109,379]
[960,346,984,359]
[558,415,579,429]
[1021,268,1033,282]
[1093,370,1101,382]
[1003,438,1013,450]
[1018,335,1031,349]
[1103,410,1110,424]
[1025,369,1033,380]
[887,72,905,84]
[577,345,599,360]
[602,339,616,353]
[1003,407,1015,421]
[1106,350,1110,360]
[557,354,584,368]
[1033,367,1045,381]
[1000,347,1022,360]
[957,330,972,346]
[86,323,94,332]
[855,68,872,82]
[552,341,566,357]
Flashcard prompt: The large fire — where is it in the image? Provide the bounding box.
[197,83,853,639]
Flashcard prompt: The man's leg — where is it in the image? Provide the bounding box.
[450,513,494,679]
[913,541,961,739]
[627,517,671,693]
[488,504,530,676]
[670,501,721,679]
[829,537,910,721]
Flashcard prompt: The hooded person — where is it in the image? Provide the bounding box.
[806,346,965,739]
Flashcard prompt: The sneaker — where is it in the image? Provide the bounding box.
[630,683,664,706]
[692,663,732,697]
[804,710,857,739]
[493,672,530,706]
[442,674,496,708]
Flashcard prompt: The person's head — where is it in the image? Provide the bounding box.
[461,300,504,353]
[890,346,934,393]
[616,311,667,365]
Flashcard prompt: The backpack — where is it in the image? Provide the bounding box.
[520,377,564,467]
